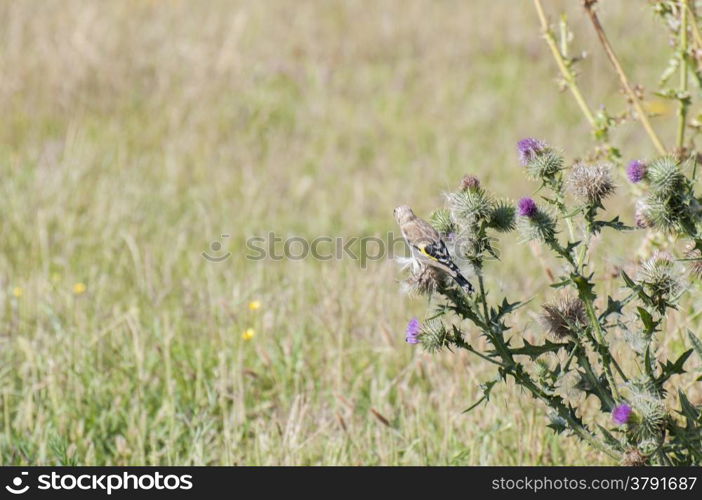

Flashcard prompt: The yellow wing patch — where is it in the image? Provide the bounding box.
[418,244,438,261]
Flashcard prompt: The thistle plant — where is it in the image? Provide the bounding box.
[394,1,702,465]
[397,142,702,465]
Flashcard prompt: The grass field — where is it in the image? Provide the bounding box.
[0,0,693,465]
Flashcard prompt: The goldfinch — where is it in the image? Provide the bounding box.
[394,205,474,293]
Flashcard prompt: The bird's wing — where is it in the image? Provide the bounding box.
[415,239,451,265]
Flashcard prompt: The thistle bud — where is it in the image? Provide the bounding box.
[460,175,481,191]
[517,138,563,180]
[647,156,685,196]
[517,198,557,242]
[637,252,685,312]
[446,188,492,227]
[487,200,516,232]
[630,389,667,441]
[419,319,450,353]
[517,138,547,166]
[430,208,456,237]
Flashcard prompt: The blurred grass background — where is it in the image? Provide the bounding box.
[0,0,690,464]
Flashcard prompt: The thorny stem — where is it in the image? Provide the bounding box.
[533,0,597,129]
[478,275,491,327]
[575,345,615,409]
[583,298,621,402]
[583,0,667,155]
[678,1,690,150]
[459,295,621,460]
[477,276,515,365]
[515,371,621,460]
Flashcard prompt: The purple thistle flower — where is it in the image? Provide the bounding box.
[612,403,633,425]
[517,197,538,218]
[517,138,547,166]
[627,160,647,183]
[405,317,421,344]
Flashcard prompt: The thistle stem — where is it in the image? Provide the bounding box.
[683,1,702,55]
[517,374,621,460]
[583,1,667,155]
[533,0,597,129]
[677,0,690,150]
[583,298,621,402]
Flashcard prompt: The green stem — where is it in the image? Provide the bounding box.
[517,373,621,460]
[478,275,491,326]
[533,0,597,129]
[677,0,690,150]
[576,344,615,409]
[583,299,621,402]
[584,1,667,155]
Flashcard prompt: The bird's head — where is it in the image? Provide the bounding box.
[393,205,415,225]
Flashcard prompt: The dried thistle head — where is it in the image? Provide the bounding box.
[566,163,615,204]
[539,295,588,339]
[401,263,446,296]
[684,242,702,278]
[621,448,648,466]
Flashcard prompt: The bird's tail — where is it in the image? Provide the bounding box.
[451,271,474,294]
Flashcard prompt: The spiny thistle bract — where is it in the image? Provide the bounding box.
[396,137,702,464]
[647,156,685,196]
[446,188,493,228]
[518,138,564,180]
[430,208,456,237]
[684,243,702,279]
[634,198,654,229]
[566,163,615,204]
[517,199,557,242]
[627,383,667,442]
[418,319,449,353]
[487,200,516,232]
[637,252,685,312]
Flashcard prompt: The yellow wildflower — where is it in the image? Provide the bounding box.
[12,287,23,298]
[73,283,87,295]
[248,300,262,311]
[241,328,255,341]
